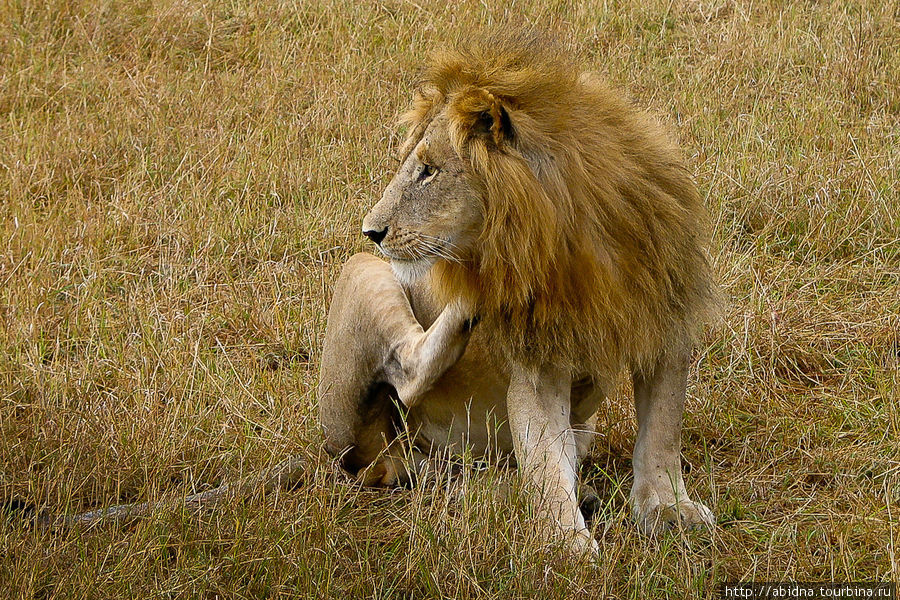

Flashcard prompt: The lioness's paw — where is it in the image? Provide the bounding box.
[632,490,714,535]
[577,482,603,521]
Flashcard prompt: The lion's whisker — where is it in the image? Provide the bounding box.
[421,241,462,264]
[416,235,465,263]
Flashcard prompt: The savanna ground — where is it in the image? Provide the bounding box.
[0,0,898,597]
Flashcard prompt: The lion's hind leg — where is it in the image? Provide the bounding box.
[629,345,715,534]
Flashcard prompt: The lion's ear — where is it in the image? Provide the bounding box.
[474,95,514,148]
[453,87,515,149]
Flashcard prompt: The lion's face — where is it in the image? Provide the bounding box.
[362,114,483,284]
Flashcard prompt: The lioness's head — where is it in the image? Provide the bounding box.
[362,112,485,286]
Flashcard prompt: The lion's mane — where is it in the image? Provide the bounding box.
[403,32,718,377]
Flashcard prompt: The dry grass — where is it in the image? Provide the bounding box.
[1,0,898,597]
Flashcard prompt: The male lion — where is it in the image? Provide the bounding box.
[319,32,719,554]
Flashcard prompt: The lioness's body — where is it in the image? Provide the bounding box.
[400,267,512,455]
[321,254,509,461]
[320,253,606,470]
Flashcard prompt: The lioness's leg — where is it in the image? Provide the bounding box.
[318,253,474,485]
[630,345,714,534]
[506,363,597,555]
[571,377,603,519]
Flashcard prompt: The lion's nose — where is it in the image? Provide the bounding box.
[362,227,388,245]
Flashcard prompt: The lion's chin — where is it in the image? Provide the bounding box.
[390,258,434,287]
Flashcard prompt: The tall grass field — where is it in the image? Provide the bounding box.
[1,0,898,597]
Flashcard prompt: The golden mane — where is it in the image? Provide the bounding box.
[403,32,718,376]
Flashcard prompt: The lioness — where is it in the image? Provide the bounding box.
[319,32,718,554]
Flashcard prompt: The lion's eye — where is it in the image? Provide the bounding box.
[418,163,438,182]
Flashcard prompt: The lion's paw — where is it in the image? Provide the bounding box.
[632,489,714,535]
[573,528,600,557]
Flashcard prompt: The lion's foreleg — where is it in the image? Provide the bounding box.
[630,345,714,534]
[506,363,598,556]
